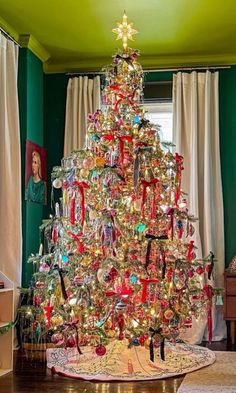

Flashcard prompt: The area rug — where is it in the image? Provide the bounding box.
[46,341,215,381]
[177,351,236,393]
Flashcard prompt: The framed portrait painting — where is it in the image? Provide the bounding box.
[25,140,47,205]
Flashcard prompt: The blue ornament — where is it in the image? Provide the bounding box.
[177,220,183,229]
[130,274,138,284]
[132,338,139,346]
[133,115,139,123]
[92,134,100,142]
[61,255,69,263]
[96,318,105,327]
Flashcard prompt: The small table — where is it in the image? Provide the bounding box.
[224,270,236,344]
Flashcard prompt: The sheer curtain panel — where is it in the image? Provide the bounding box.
[64,75,101,156]
[173,71,226,343]
[0,34,22,296]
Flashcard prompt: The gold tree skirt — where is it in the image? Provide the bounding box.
[46,341,215,381]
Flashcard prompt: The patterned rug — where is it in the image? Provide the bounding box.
[178,351,236,393]
[46,341,215,381]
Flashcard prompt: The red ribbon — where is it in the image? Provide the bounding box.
[167,208,174,240]
[139,278,159,303]
[187,240,195,262]
[175,153,184,206]
[72,181,89,227]
[52,225,58,245]
[117,135,132,165]
[68,231,84,254]
[203,284,213,343]
[70,197,75,225]
[44,303,53,327]
[141,178,158,218]
[118,313,124,340]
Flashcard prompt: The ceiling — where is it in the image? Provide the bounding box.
[0,0,236,73]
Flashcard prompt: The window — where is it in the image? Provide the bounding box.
[145,102,173,143]
[143,79,173,144]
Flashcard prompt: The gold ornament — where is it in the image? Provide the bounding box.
[95,157,106,168]
[80,168,89,178]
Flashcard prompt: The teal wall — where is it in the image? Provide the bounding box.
[18,48,44,286]
[219,67,236,266]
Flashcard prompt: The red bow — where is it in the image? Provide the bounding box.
[103,134,132,165]
[72,181,89,227]
[114,93,134,112]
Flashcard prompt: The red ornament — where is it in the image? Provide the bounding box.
[196,266,205,275]
[95,344,106,356]
[66,335,76,348]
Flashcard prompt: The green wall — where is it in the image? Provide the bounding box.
[219,67,236,266]
[18,48,44,286]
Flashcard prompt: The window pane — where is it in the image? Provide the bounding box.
[145,102,173,143]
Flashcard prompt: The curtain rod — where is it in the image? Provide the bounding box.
[0,27,20,47]
[145,65,231,72]
[67,64,231,76]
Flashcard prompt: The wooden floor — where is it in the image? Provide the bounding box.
[0,340,234,393]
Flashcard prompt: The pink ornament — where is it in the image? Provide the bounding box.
[95,344,106,356]
[83,157,94,170]
[39,262,50,273]
[187,269,194,278]
[51,333,63,344]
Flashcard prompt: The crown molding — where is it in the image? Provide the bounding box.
[0,16,19,42]
[44,52,236,74]
[19,34,50,62]
[43,56,111,74]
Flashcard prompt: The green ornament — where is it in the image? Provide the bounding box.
[135,223,146,232]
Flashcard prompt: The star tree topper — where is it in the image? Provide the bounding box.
[112,11,138,50]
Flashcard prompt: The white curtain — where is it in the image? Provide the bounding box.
[64,75,101,156]
[173,71,226,343]
[0,34,22,302]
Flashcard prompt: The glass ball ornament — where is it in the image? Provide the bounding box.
[53,178,63,189]
[51,332,64,344]
[95,344,106,356]
[66,335,76,348]
[83,157,94,170]
[80,168,89,178]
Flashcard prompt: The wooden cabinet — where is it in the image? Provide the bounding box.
[224,271,236,344]
[0,271,14,376]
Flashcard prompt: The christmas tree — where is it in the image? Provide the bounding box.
[19,13,218,379]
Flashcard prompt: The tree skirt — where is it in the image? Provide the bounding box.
[46,341,215,381]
